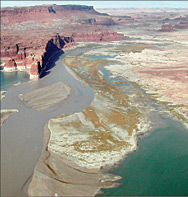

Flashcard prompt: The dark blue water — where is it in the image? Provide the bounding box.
[0,68,30,91]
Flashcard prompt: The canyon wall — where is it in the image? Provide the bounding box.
[1,4,125,78]
[159,16,188,31]
[1,34,75,78]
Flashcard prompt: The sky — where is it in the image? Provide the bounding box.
[1,1,188,9]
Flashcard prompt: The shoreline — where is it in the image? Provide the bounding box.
[1,48,64,80]
[27,44,152,196]
[105,69,188,131]
[63,60,153,169]
[28,124,122,196]
[1,46,94,197]
[62,46,152,167]
[3,42,187,196]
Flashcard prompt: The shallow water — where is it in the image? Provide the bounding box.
[1,50,94,196]
[0,67,30,91]
[2,45,188,196]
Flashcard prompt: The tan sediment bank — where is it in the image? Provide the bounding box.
[28,39,188,195]
[1,91,6,101]
[47,94,150,169]
[1,91,19,126]
[60,51,150,169]
[28,44,151,196]
[28,124,121,196]
[18,82,71,111]
[0,109,19,126]
[1,44,95,196]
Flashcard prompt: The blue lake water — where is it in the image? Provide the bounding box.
[2,51,188,196]
[0,67,30,91]
[90,54,188,196]
[98,118,188,196]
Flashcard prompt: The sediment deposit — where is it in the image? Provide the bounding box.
[28,124,121,196]
[2,5,188,196]
[1,91,6,100]
[0,109,19,126]
[18,82,71,111]
[28,46,151,195]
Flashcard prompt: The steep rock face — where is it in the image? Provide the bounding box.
[72,30,123,42]
[3,59,17,71]
[30,63,40,79]
[41,34,75,68]
[1,4,125,80]
[1,4,105,27]
[2,34,75,78]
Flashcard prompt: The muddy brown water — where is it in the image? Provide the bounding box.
[1,50,94,196]
[2,44,188,197]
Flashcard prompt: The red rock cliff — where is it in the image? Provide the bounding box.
[1,4,125,79]
[2,34,75,78]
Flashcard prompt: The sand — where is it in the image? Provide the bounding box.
[28,44,152,196]
[1,91,6,100]
[28,124,121,196]
[1,48,94,197]
[18,82,71,111]
[0,109,19,126]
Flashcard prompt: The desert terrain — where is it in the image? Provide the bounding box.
[1,4,188,196]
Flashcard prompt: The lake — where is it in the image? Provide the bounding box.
[1,67,30,91]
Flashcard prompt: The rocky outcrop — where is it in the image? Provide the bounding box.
[159,23,174,32]
[1,4,105,27]
[72,30,123,42]
[30,63,40,79]
[3,59,17,71]
[2,34,75,78]
[159,21,188,32]
[160,16,188,31]
[41,34,75,70]
[1,4,125,80]
[174,20,188,29]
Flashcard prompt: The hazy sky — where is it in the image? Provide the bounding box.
[1,1,188,8]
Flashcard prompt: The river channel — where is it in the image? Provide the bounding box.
[1,45,188,196]
[1,49,94,196]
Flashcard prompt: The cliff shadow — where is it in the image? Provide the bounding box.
[39,50,64,78]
